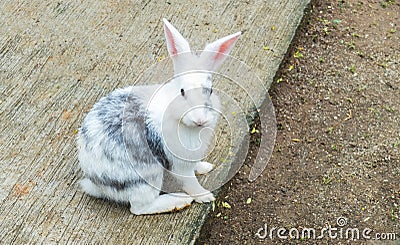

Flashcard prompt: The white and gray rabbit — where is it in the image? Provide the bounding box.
[77,18,241,215]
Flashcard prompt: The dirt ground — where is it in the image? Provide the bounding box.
[197,0,399,244]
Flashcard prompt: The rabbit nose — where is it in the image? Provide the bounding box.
[194,118,208,127]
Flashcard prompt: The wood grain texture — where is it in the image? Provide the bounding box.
[0,0,309,243]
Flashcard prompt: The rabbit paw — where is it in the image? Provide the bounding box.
[130,193,193,215]
[193,191,215,203]
[195,161,215,175]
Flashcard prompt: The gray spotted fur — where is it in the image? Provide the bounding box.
[78,87,166,194]
[77,18,241,214]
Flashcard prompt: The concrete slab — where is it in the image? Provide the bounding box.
[0,0,309,243]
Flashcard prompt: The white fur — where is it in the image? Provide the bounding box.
[77,18,241,215]
[195,161,215,175]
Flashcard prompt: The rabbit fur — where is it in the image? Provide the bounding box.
[77,18,241,215]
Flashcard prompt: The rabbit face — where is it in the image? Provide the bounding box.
[174,72,220,128]
[156,71,219,130]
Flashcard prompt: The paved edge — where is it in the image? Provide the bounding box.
[0,1,311,244]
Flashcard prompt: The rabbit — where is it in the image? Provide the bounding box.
[77,18,241,215]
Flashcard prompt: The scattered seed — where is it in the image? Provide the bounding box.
[344,110,352,121]
[356,51,365,57]
[349,64,355,73]
[322,176,333,185]
[379,63,387,68]
[294,51,304,59]
[246,198,252,204]
[221,201,231,209]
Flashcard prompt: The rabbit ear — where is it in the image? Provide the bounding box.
[163,18,191,57]
[200,31,241,71]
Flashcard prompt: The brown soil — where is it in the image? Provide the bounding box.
[197,0,399,244]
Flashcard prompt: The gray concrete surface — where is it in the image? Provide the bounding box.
[0,0,309,243]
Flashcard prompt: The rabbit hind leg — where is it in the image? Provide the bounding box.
[130,192,193,215]
[80,178,104,198]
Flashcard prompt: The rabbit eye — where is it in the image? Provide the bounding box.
[203,87,213,95]
[180,88,185,96]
